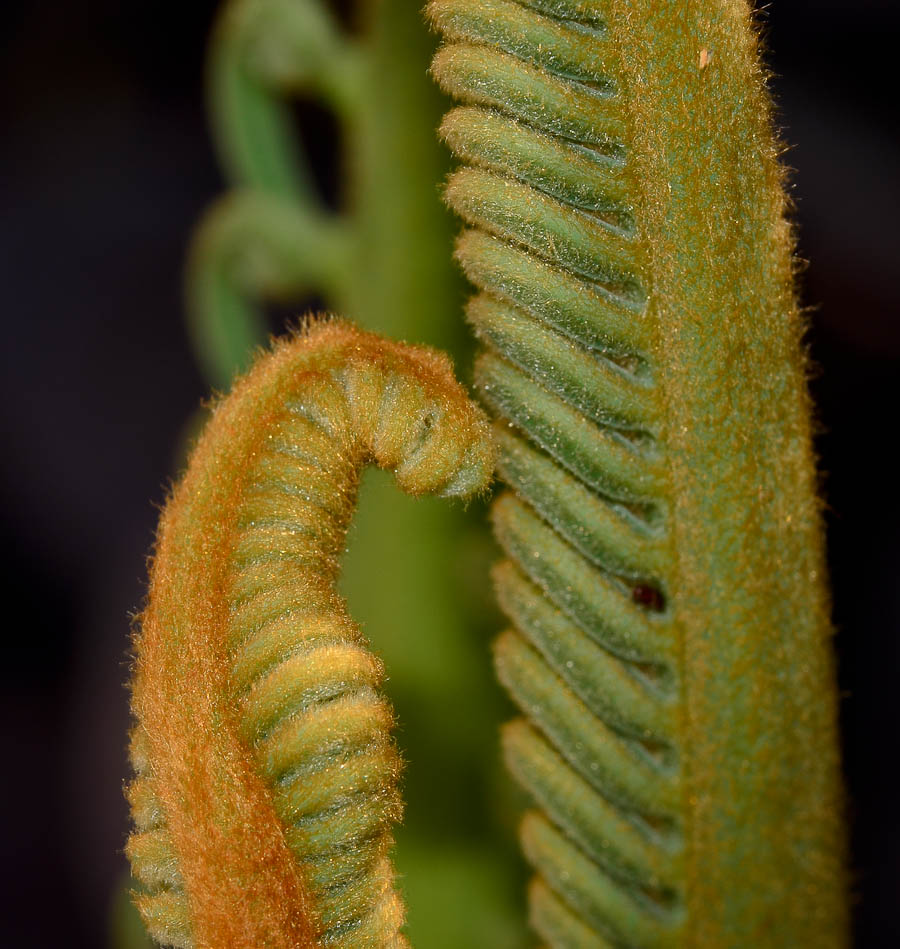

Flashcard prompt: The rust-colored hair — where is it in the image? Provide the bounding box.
[126,321,494,948]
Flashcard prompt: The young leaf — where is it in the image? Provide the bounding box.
[430,0,847,944]
[126,321,493,948]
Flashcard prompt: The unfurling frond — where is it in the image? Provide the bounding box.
[430,0,846,944]
[126,321,493,948]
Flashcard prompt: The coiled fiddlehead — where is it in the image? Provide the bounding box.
[125,321,493,949]
[430,0,846,945]
[190,0,463,387]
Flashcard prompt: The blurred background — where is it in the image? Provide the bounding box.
[1,1,897,945]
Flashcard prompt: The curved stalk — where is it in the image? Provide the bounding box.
[182,6,523,941]
[126,322,493,948]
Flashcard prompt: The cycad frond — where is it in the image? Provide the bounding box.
[430,0,846,943]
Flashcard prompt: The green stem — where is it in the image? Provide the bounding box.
[617,3,844,940]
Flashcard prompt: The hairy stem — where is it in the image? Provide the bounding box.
[430,0,846,944]
[126,322,493,948]
[184,6,527,941]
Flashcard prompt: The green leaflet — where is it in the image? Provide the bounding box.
[430,0,846,945]
[191,0,467,387]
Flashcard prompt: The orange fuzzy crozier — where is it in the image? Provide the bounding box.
[126,320,494,948]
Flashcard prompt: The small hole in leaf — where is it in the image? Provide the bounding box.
[632,583,665,612]
[329,0,359,35]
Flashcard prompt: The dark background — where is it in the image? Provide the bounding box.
[1,1,897,945]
